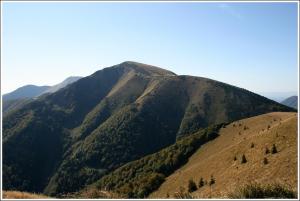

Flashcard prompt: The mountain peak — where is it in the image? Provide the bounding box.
[117,61,176,76]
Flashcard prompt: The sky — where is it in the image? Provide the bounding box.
[1,2,298,95]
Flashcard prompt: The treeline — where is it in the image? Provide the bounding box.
[88,123,226,198]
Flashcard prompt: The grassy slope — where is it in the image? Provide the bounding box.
[3,191,51,199]
[150,112,298,198]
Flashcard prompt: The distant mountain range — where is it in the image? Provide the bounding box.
[2,62,296,198]
[259,92,298,103]
[2,76,82,114]
[281,96,298,109]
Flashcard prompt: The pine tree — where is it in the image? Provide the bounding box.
[241,154,247,164]
[263,157,268,165]
[209,175,215,186]
[265,147,270,154]
[188,179,197,192]
[198,177,204,188]
[272,144,278,154]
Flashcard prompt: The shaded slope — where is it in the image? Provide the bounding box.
[2,62,295,196]
[150,112,298,198]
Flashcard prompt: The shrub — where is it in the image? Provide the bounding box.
[250,143,254,148]
[241,154,247,164]
[233,156,237,161]
[271,144,278,154]
[188,179,197,193]
[228,183,297,198]
[263,157,268,165]
[198,177,204,188]
[209,175,215,186]
[265,147,270,154]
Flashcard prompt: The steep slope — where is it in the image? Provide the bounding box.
[3,85,50,101]
[150,112,298,198]
[2,61,295,196]
[281,96,298,109]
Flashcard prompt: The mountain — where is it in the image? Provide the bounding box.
[2,76,82,114]
[41,76,82,94]
[258,92,297,103]
[281,96,297,109]
[150,112,297,198]
[2,61,295,197]
[3,85,50,101]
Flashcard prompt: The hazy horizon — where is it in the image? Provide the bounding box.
[2,2,298,94]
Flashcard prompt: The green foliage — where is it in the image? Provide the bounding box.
[87,124,224,198]
[229,183,297,198]
[187,179,197,193]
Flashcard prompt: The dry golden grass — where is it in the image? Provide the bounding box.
[3,191,51,199]
[150,112,298,198]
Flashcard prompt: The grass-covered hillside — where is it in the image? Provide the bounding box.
[150,112,298,198]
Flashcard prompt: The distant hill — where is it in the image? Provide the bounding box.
[3,85,50,101]
[2,61,295,197]
[281,96,297,109]
[42,76,82,94]
[2,76,82,114]
[258,92,297,103]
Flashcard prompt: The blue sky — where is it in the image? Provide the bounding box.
[2,2,298,95]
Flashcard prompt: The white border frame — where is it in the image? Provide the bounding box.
[0,0,299,200]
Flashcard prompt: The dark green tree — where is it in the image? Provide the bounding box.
[188,179,197,192]
[209,175,215,186]
[198,177,204,188]
[271,144,278,154]
[241,154,247,164]
[263,157,268,165]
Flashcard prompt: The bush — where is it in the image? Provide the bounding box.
[188,179,197,193]
[228,183,297,198]
[198,177,204,188]
[271,144,278,154]
[250,143,254,148]
[209,175,215,186]
[233,156,237,161]
[241,154,247,164]
[263,157,268,165]
[265,147,270,154]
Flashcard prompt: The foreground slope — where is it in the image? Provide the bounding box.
[150,112,298,198]
[3,62,295,196]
